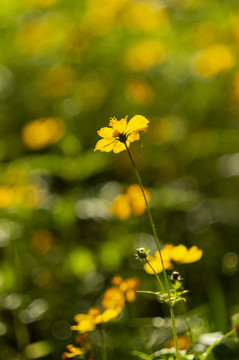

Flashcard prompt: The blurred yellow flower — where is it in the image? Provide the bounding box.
[110,184,151,219]
[62,344,84,359]
[192,44,235,78]
[125,40,165,72]
[102,275,140,309]
[38,66,76,98]
[17,15,66,55]
[144,244,203,274]
[71,306,121,334]
[0,185,45,209]
[123,1,168,33]
[94,115,149,153]
[125,79,155,105]
[22,117,65,150]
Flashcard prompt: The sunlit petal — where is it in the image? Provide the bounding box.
[97,127,114,138]
[183,246,203,263]
[113,141,127,153]
[112,117,128,133]
[126,115,149,134]
[127,131,140,142]
[170,245,188,263]
[94,138,116,152]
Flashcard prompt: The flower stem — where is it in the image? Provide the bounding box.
[145,259,164,293]
[125,143,180,360]
[100,328,107,360]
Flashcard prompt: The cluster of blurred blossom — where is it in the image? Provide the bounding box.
[62,276,139,359]
[0,166,46,209]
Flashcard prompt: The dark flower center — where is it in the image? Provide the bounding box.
[118,133,127,143]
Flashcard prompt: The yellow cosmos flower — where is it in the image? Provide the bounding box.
[94,115,149,153]
[62,344,84,359]
[71,306,121,334]
[144,244,203,274]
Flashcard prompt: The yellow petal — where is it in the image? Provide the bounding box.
[94,138,116,152]
[112,117,128,134]
[112,140,127,153]
[125,115,149,134]
[95,308,121,324]
[97,127,114,138]
[170,245,188,263]
[110,194,131,219]
[183,246,203,263]
[127,131,140,143]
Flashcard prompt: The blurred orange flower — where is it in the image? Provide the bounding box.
[110,184,151,219]
[144,244,203,274]
[62,344,84,359]
[164,334,191,350]
[102,275,140,309]
[95,115,149,153]
[22,117,65,150]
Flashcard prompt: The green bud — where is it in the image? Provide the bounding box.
[135,247,150,261]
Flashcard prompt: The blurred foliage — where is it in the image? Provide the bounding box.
[0,0,239,359]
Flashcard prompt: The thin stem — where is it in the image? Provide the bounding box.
[145,259,164,293]
[100,328,107,360]
[170,306,180,359]
[125,143,180,360]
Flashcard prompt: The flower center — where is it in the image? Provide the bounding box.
[118,133,127,143]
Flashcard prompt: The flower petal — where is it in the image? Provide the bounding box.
[97,127,114,138]
[125,115,149,134]
[112,140,127,153]
[112,117,128,134]
[127,131,140,143]
[183,246,203,263]
[170,245,188,263]
[94,138,116,152]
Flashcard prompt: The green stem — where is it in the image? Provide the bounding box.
[125,143,180,360]
[202,329,236,360]
[170,306,180,359]
[145,259,164,292]
[100,328,107,360]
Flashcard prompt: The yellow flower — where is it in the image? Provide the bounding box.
[110,184,151,219]
[22,117,65,150]
[94,115,149,153]
[71,306,121,334]
[144,247,173,274]
[192,44,235,78]
[102,276,140,309]
[126,184,151,216]
[62,344,84,359]
[144,244,203,274]
[170,244,203,264]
